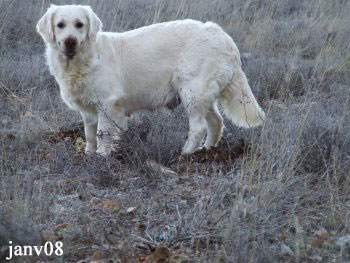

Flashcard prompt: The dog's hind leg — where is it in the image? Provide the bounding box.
[178,81,209,154]
[204,101,223,149]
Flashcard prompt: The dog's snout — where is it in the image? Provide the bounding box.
[64,37,77,51]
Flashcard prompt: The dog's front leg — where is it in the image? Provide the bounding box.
[96,102,128,156]
[80,110,98,154]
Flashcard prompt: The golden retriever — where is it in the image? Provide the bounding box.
[37,4,265,155]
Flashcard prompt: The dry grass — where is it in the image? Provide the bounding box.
[1,0,350,262]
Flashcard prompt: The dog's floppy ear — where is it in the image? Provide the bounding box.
[36,4,57,43]
[84,6,102,42]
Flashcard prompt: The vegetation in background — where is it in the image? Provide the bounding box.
[1,0,349,262]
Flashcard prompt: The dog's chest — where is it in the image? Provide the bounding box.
[59,66,96,111]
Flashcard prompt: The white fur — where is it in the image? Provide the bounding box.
[37,4,265,155]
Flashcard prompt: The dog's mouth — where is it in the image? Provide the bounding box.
[64,51,77,59]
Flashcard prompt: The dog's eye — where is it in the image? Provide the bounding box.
[57,22,65,29]
[76,22,84,29]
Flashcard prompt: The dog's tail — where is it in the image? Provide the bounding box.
[219,67,265,128]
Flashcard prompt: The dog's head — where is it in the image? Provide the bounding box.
[36,5,102,59]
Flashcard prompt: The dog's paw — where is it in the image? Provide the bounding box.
[96,146,112,157]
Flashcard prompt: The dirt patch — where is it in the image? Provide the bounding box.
[43,123,250,177]
[174,139,251,175]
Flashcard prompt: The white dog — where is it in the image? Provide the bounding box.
[37,4,265,156]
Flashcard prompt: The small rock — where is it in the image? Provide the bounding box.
[126,207,137,214]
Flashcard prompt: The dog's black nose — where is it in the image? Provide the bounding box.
[64,37,77,52]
